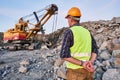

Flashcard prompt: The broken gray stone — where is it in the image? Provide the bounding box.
[102,69,120,80]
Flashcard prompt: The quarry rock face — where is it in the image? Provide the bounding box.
[0,17,120,80]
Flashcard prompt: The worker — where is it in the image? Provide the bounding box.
[60,7,98,80]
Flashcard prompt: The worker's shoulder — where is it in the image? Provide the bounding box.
[64,28,72,35]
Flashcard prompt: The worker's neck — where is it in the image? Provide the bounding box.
[69,22,79,27]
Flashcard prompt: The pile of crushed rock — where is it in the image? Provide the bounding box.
[0,17,120,80]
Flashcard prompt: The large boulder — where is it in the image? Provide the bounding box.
[102,69,120,80]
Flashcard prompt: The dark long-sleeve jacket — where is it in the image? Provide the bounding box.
[60,24,98,58]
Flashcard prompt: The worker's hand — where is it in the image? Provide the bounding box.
[82,61,94,72]
[82,61,90,71]
[86,61,94,72]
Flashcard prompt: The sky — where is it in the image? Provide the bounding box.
[0,0,120,34]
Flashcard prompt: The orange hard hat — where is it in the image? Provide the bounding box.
[65,7,81,18]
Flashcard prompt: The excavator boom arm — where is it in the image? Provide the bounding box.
[25,4,58,39]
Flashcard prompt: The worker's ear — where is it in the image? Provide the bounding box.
[70,18,74,22]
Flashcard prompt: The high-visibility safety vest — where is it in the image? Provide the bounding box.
[66,26,92,69]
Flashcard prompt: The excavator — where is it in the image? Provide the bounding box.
[3,4,58,50]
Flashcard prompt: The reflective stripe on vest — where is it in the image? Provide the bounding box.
[71,53,91,57]
[66,26,92,69]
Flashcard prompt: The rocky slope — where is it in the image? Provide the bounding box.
[0,17,120,80]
